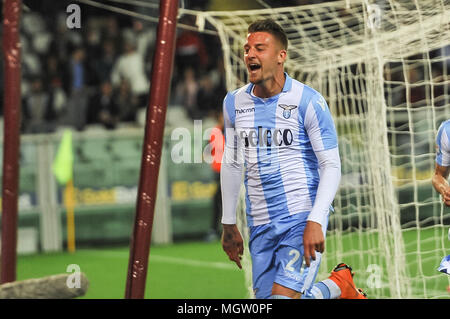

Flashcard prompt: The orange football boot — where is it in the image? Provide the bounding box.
[328,263,368,299]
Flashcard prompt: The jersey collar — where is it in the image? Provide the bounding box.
[282,72,292,92]
[246,72,292,95]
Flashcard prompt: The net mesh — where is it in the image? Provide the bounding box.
[186,0,450,298]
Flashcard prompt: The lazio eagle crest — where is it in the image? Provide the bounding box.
[279,104,298,119]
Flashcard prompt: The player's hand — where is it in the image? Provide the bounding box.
[221,224,244,269]
[442,186,450,207]
[303,221,325,267]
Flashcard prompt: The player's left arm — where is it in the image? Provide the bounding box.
[302,93,341,266]
[432,164,450,206]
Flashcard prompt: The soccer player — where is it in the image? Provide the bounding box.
[432,119,450,207]
[219,18,366,299]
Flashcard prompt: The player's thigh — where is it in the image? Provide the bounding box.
[278,213,330,295]
[271,215,309,294]
[272,212,330,295]
[249,223,277,299]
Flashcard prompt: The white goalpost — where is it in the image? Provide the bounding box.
[187,0,450,299]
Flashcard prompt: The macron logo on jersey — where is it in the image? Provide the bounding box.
[235,107,255,115]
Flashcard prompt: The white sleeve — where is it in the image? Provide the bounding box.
[220,94,244,225]
[307,147,341,226]
[220,145,244,224]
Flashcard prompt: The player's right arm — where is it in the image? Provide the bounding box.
[302,92,341,266]
[432,121,450,206]
[220,92,244,269]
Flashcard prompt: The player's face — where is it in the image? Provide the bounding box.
[244,32,286,84]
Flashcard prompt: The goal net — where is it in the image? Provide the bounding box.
[187,0,450,299]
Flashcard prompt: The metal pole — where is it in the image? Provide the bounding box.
[125,0,178,299]
[1,0,22,284]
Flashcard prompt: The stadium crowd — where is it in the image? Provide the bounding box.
[0,0,448,134]
[3,1,229,134]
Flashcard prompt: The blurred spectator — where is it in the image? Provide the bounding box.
[9,5,230,133]
[47,77,68,128]
[197,57,227,117]
[84,21,103,87]
[114,78,139,123]
[50,12,83,64]
[65,47,89,130]
[95,40,117,84]
[102,16,122,53]
[44,54,69,94]
[68,47,86,89]
[196,72,217,117]
[22,12,47,37]
[21,35,43,79]
[22,12,53,61]
[88,81,119,129]
[174,67,200,119]
[85,20,103,61]
[111,34,149,108]
[131,19,156,76]
[22,77,55,133]
[175,15,209,75]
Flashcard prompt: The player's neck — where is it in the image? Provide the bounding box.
[253,71,286,98]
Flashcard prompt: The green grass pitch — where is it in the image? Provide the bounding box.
[17,241,248,299]
[15,227,450,299]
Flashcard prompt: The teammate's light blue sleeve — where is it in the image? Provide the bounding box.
[221,92,244,225]
[304,93,341,226]
[436,120,450,167]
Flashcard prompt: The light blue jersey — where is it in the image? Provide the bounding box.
[436,119,450,167]
[223,73,338,227]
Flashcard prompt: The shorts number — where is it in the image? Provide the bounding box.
[285,249,300,272]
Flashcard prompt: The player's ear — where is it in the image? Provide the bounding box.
[278,49,287,64]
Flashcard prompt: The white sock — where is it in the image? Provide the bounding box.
[304,279,341,299]
[321,278,341,299]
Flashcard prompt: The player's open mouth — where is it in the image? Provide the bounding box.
[248,63,261,71]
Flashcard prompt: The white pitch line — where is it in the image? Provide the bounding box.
[81,250,237,271]
[150,254,237,271]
